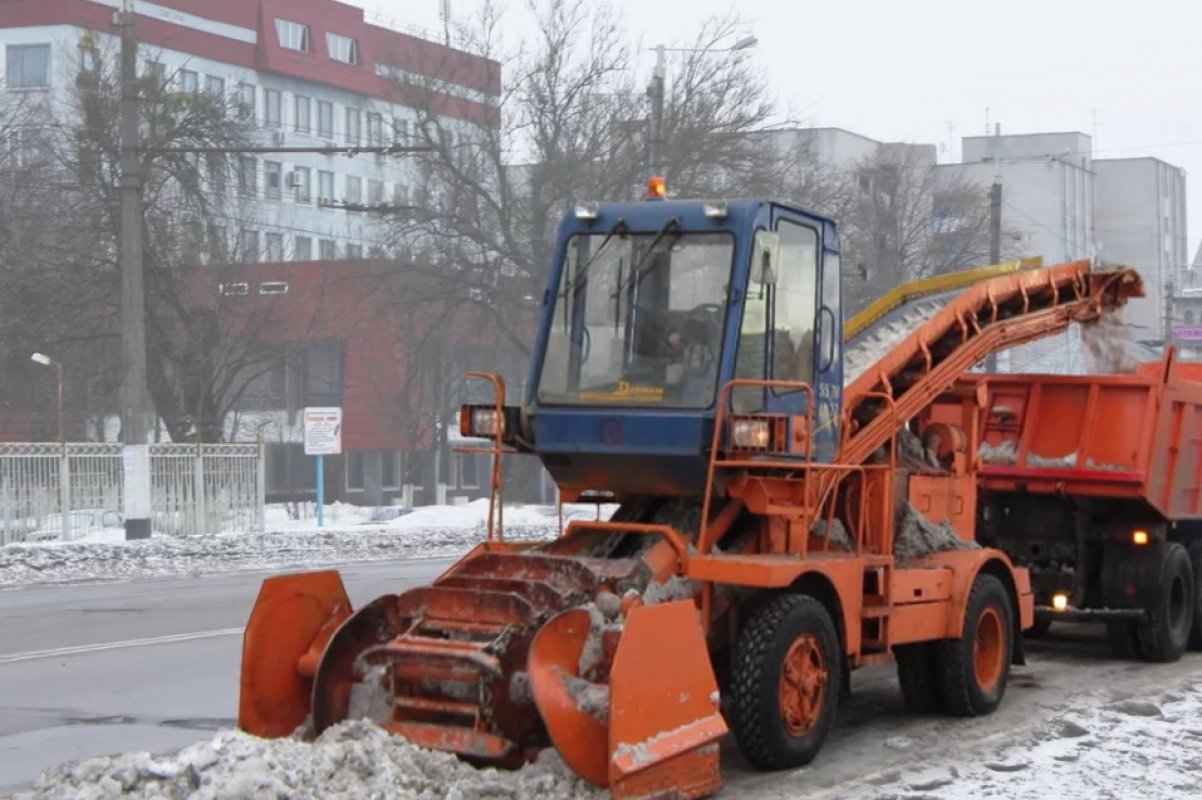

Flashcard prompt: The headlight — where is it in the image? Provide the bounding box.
[1132,529,1149,546]
[460,405,503,438]
[1051,593,1069,611]
[730,418,771,450]
[574,202,599,220]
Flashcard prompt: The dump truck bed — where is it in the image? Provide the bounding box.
[965,356,1202,520]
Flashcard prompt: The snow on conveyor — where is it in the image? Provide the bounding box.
[843,301,944,385]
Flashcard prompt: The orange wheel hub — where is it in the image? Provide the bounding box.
[779,633,828,736]
[973,607,1005,692]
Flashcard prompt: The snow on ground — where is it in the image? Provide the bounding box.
[13,674,1202,800]
[11,720,604,800]
[0,501,616,587]
[832,674,1202,800]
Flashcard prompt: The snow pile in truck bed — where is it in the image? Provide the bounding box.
[14,720,605,800]
[0,501,616,587]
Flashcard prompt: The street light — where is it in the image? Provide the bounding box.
[646,33,758,177]
[31,352,65,444]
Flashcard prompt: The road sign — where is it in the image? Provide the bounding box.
[303,407,343,456]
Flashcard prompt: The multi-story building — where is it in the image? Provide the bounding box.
[0,0,503,504]
[1095,157,1188,345]
[0,0,499,262]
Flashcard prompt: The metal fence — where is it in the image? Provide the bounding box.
[0,442,264,545]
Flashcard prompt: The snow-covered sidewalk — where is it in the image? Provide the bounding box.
[0,501,614,587]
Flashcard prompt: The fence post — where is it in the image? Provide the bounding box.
[59,444,71,542]
[193,440,206,537]
[256,436,266,533]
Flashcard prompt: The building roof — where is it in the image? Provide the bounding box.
[0,0,500,125]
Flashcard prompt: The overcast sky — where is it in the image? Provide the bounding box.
[352,0,1202,260]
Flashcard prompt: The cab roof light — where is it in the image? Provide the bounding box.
[574,202,600,220]
[702,200,728,219]
[645,176,667,200]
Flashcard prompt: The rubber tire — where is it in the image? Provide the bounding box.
[729,595,842,771]
[1135,542,1193,663]
[1106,621,1142,659]
[935,574,1013,717]
[1188,541,1202,652]
[894,642,941,714]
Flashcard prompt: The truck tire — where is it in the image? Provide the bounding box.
[729,594,842,770]
[1188,541,1202,651]
[935,574,1013,717]
[894,642,941,714]
[1134,543,1193,663]
[1106,621,1142,660]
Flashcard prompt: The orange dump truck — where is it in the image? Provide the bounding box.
[923,355,1202,661]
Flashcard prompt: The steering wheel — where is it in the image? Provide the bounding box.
[677,303,724,376]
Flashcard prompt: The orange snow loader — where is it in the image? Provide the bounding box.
[238,192,1142,798]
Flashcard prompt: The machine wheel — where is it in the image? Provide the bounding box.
[935,574,1013,717]
[1106,621,1142,659]
[1135,543,1193,663]
[729,594,841,771]
[1187,541,1202,652]
[894,642,941,714]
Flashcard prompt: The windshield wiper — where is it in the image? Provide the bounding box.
[563,219,628,298]
[617,217,682,297]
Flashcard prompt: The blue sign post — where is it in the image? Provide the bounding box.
[304,407,342,530]
[316,454,325,528]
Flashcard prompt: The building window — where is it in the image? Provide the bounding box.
[382,453,401,491]
[264,161,282,200]
[368,179,384,205]
[239,230,259,262]
[219,282,249,297]
[317,100,334,139]
[259,281,289,295]
[265,89,281,128]
[205,75,225,97]
[294,94,310,133]
[206,154,226,194]
[144,60,166,86]
[179,69,199,93]
[265,232,284,261]
[345,452,365,492]
[393,183,410,206]
[326,33,359,65]
[1186,310,1195,325]
[459,454,479,489]
[366,112,383,146]
[318,170,334,205]
[393,118,409,144]
[345,108,360,145]
[294,236,312,261]
[276,19,311,52]
[7,44,50,89]
[291,166,311,202]
[319,239,337,260]
[345,175,362,204]
[346,243,363,259]
[303,342,343,405]
[237,82,255,119]
[237,156,257,196]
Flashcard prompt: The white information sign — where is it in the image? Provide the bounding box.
[303,407,343,455]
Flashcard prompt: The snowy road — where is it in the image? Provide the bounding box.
[0,558,455,792]
[5,563,1202,798]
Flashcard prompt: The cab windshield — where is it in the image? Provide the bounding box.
[537,229,735,408]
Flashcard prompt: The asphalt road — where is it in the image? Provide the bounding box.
[4,562,1202,798]
[0,558,456,792]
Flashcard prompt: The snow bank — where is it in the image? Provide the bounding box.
[14,720,604,800]
[0,501,616,587]
[839,677,1202,800]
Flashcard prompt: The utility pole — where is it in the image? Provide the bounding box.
[646,45,665,177]
[984,180,1003,374]
[117,0,152,540]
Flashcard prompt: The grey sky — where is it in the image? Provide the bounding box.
[353,0,1202,261]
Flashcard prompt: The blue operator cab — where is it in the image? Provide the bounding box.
[520,191,843,500]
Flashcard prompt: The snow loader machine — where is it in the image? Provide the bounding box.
[238,180,1143,798]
